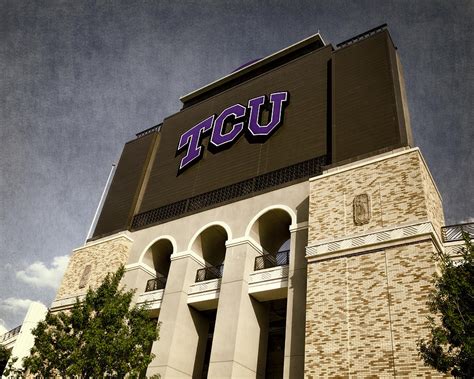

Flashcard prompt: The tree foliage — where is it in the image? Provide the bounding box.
[23,265,158,378]
[418,233,474,377]
[0,343,11,374]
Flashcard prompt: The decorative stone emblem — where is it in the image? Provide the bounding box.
[353,193,371,225]
[78,264,92,289]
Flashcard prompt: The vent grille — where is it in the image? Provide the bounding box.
[131,155,327,230]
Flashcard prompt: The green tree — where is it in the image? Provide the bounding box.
[23,265,159,378]
[0,343,11,374]
[418,232,474,377]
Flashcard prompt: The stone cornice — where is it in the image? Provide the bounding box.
[125,262,156,276]
[50,294,86,312]
[73,232,133,252]
[226,236,263,253]
[306,221,443,262]
[309,147,442,203]
[170,250,206,266]
[290,221,309,233]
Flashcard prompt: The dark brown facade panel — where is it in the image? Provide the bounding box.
[332,30,406,163]
[139,46,332,213]
[92,133,157,238]
[92,27,413,237]
[181,35,325,107]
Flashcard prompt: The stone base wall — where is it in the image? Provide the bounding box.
[54,234,132,302]
[305,240,448,377]
[305,148,447,377]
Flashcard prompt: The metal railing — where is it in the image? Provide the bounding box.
[336,24,387,49]
[441,222,474,243]
[131,155,327,230]
[195,264,224,282]
[1,325,21,342]
[135,123,162,138]
[145,276,167,292]
[254,250,290,271]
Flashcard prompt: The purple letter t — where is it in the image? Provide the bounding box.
[177,115,214,171]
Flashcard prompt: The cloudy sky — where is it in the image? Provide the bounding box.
[1,0,472,330]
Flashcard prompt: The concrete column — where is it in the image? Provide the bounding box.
[283,226,308,378]
[146,251,207,378]
[122,263,155,303]
[207,240,269,378]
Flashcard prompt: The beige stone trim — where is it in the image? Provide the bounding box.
[289,221,308,233]
[444,240,466,258]
[309,147,442,201]
[170,250,205,266]
[306,221,443,261]
[137,289,164,311]
[225,236,263,253]
[73,232,133,253]
[187,279,221,308]
[249,265,289,284]
[50,294,86,312]
[125,262,156,276]
[189,278,222,295]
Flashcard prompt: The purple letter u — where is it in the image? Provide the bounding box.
[247,91,288,137]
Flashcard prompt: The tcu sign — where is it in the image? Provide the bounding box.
[176,91,289,173]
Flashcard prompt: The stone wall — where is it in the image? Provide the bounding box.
[305,241,448,377]
[54,234,132,301]
[305,148,447,377]
[420,157,445,240]
[308,149,443,244]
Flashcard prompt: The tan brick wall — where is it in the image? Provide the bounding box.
[55,235,132,300]
[420,159,445,239]
[386,241,441,376]
[305,241,448,378]
[308,149,444,244]
[305,149,449,377]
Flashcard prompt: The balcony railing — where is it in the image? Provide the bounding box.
[145,276,167,292]
[441,222,474,243]
[254,250,290,271]
[1,325,21,342]
[196,264,224,282]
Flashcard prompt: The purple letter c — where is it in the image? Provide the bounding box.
[210,104,246,148]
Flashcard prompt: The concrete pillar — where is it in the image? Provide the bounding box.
[122,263,155,303]
[146,251,206,378]
[207,240,269,378]
[283,226,308,378]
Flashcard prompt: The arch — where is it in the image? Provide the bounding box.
[245,205,295,255]
[245,204,297,238]
[187,221,232,253]
[139,235,177,277]
[187,221,232,266]
[139,235,177,265]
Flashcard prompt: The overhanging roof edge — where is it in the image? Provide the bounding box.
[179,33,326,105]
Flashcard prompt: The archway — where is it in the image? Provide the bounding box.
[190,223,229,282]
[141,238,174,291]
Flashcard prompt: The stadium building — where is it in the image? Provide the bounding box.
[50,25,471,377]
